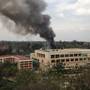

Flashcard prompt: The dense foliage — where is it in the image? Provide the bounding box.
[0,41,90,55]
[0,62,90,90]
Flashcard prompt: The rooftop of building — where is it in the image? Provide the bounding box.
[35,48,90,53]
[0,55,30,60]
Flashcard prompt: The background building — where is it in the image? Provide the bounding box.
[0,55,32,70]
[31,49,90,70]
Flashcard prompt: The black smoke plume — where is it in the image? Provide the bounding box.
[0,0,56,49]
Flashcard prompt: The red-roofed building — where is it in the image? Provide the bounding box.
[0,55,32,70]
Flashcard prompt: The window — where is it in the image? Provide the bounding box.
[56,59,60,63]
[56,54,59,58]
[80,58,83,61]
[74,54,78,57]
[75,58,78,61]
[42,54,45,58]
[71,59,74,61]
[66,59,69,62]
[51,60,55,63]
[37,53,45,58]
[84,58,86,60]
[51,55,54,58]
[65,54,69,57]
[60,54,64,57]
[61,59,65,62]
[78,54,81,56]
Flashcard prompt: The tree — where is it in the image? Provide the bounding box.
[1,62,17,77]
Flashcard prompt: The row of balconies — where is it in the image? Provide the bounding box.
[51,57,87,64]
[51,53,87,59]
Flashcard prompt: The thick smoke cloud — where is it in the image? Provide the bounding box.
[0,0,56,48]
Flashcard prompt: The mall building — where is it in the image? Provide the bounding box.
[31,49,90,70]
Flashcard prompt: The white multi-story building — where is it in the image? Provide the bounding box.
[31,49,90,70]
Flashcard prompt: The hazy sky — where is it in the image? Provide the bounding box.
[0,0,90,41]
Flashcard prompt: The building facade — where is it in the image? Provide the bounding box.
[0,55,32,70]
[31,49,90,70]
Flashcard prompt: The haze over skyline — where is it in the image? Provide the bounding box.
[0,0,90,41]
